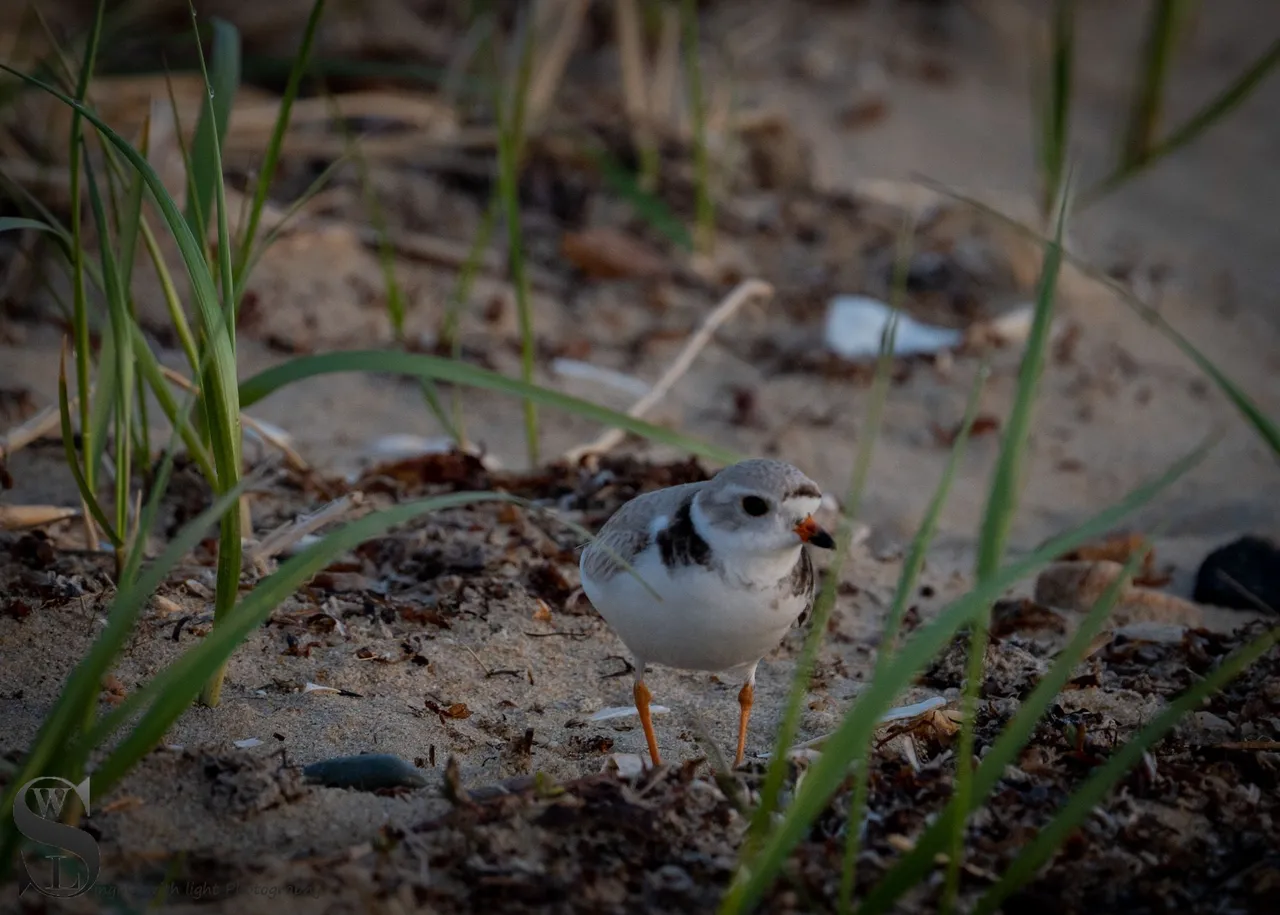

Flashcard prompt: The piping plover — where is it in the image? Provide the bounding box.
[580,459,835,767]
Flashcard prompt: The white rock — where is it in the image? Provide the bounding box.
[607,753,647,777]
[824,295,963,360]
[364,434,503,470]
[366,434,456,460]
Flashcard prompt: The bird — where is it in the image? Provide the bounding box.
[579,458,835,768]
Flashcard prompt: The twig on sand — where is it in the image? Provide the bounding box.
[525,0,592,130]
[245,492,364,574]
[0,391,86,460]
[563,279,773,464]
[0,504,80,530]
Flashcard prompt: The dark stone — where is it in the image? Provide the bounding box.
[1193,535,1280,613]
[302,754,427,791]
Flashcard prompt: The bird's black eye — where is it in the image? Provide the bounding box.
[742,495,769,517]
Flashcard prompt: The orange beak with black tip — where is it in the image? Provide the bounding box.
[794,515,835,549]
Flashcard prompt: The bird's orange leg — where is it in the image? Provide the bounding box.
[635,679,662,767]
[734,680,754,768]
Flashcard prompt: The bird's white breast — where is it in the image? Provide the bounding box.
[581,538,808,673]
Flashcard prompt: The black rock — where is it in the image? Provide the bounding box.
[1193,535,1280,613]
[302,753,427,791]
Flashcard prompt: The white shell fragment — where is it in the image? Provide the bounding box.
[824,295,963,360]
[607,753,647,777]
[303,682,342,694]
[589,704,672,722]
[364,434,503,470]
[876,695,948,723]
[551,359,652,399]
[366,434,458,460]
[985,303,1036,346]
[233,738,263,749]
[759,696,951,760]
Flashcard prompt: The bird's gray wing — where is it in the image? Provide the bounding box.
[580,482,704,584]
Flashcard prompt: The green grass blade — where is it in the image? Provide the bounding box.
[83,144,136,563]
[1120,0,1196,168]
[327,88,456,442]
[837,360,989,912]
[233,0,327,283]
[493,10,540,467]
[57,345,120,547]
[186,5,245,708]
[0,314,252,874]
[974,622,1278,915]
[67,0,106,551]
[0,216,63,235]
[749,305,897,856]
[945,176,1069,911]
[182,16,239,246]
[0,350,220,869]
[918,180,1280,457]
[128,324,217,481]
[975,183,1068,579]
[1,44,249,707]
[750,222,912,862]
[718,438,1212,915]
[340,104,407,339]
[859,541,1154,915]
[237,350,743,465]
[0,67,242,473]
[882,363,989,665]
[0,471,257,843]
[1035,0,1074,219]
[115,118,150,291]
[85,324,118,505]
[238,153,350,297]
[593,149,694,251]
[444,194,501,446]
[1086,35,1279,204]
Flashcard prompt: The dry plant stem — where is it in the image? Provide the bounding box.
[524,0,591,129]
[0,392,86,459]
[562,279,772,463]
[246,492,364,572]
[651,3,682,127]
[0,505,80,530]
[616,0,647,125]
[157,367,307,471]
[616,0,657,187]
